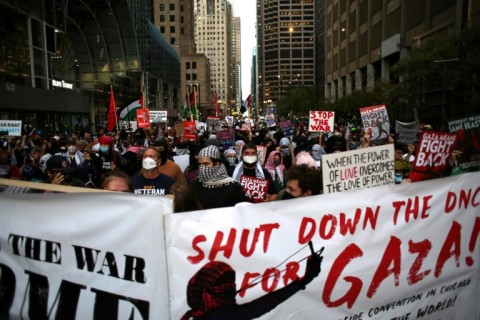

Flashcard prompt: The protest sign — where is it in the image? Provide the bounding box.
[360,105,390,145]
[183,121,197,141]
[149,110,167,123]
[216,128,235,151]
[279,120,294,137]
[206,117,221,132]
[136,109,151,128]
[0,120,22,137]
[395,120,419,145]
[448,115,480,171]
[175,121,185,138]
[165,172,480,320]
[239,175,269,202]
[409,131,457,182]
[257,145,267,166]
[0,192,173,319]
[322,144,395,194]
[308,111,335,132]
[173,154,190,172]
[266,114,276,128]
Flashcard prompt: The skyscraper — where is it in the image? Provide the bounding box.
[194,0,235,117]
[256,0,316,114]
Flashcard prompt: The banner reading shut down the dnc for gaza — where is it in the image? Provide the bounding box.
[165,172,480,320]
[1,174,479,319]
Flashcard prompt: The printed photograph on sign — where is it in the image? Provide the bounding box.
[360,105,390,145]
[308,111,335,132]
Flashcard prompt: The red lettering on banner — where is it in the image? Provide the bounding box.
[298,207,379,243]
[283,261,301,284]
[407,239,432,284]
[466,217,480,266]
[367,236,402,297]
[392,196,432,225]
[262,268,280,292]
[323,244,363,308]
[238,272,261,297]
[187,224,280,264]
[435,221,461,277]
[444,187,480,214]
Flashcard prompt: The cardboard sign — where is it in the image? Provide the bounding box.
[448,115,480,171]
[136,108,151,128]
[322,144,395,194]
[0,120,22,137]
[308,111,335,132]
[409,131,457,182]
[360,105,390,145]
[239,175,269,202]
[174,121,185,138]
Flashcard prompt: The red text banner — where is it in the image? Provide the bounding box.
[165,172,480,320]
[240,175,269,202]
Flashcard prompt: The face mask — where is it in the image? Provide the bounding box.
[227,157,237,166]
[68,146,77,153]
[99,146,109,153]
[142,157,157,170]
[243,156,257,164]
[311,151,322,161]
[282,191,296,200]
[280,147,290,156]
[273,159,281,166]
[198,165,217,182]
[91,143,100,152]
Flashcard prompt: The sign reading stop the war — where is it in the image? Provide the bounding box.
[239,175,269,202]
[308,111,335,132]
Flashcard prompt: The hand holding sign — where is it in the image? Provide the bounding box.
[300,242,324,288]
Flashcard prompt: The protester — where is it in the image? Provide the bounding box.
[152,138,185,182]
[171,181,203,212]
[89,135,121,186]
[264,151,286,193]
[276,164,323,200]
[133,147,175,195]
[102,170,133,192]
[310,144,325,168]
[192,145,249,209]
[223,148,239,176]
[232,143,276,201]
[278,137,294,169]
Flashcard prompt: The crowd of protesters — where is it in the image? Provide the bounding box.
[0,115,471,210]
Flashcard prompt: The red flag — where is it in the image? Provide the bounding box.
[139,94,144,109]
[214,92,219,117]
[107,86,117,132]
[246,94,251,117]
[189,88,197,108]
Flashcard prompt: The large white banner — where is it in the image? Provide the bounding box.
[165,173,480,319]
[0,193,173,319]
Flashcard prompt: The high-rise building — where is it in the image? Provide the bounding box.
[234,16,242,113]
[154,0,213,118]
[256,0,316,114]
[194,0,234,117]
[325,0,479,111]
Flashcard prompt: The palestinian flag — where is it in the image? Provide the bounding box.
[119,96,143,120]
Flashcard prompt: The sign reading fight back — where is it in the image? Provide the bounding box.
[239,175,269,202]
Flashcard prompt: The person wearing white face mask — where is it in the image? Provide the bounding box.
[64,138,85,168]
[132,147,176,196]
[232,143,277,201]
